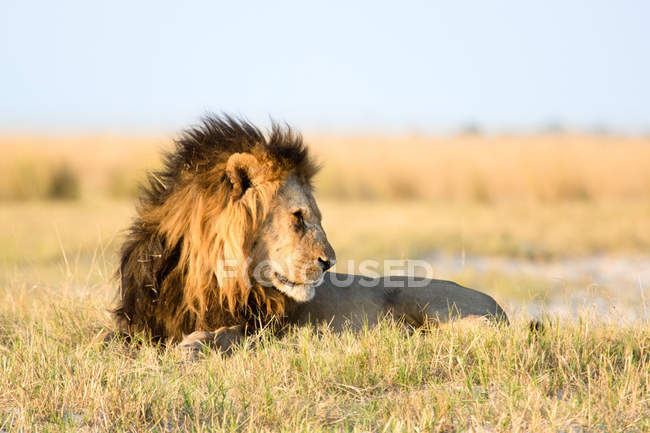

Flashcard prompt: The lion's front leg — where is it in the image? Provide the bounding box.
[179,325,244,357]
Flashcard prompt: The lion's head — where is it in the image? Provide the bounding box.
[248,173,336,302]
[115,115,335,341]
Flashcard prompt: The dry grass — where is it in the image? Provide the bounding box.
[1,282,647,432]
[1,133,649,431]
[1,199,649,287]
[320,199,650,265]
[2,133,649,202]
[312,134,650,202]
[0,134,162,200]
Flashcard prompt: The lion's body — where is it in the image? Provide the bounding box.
[289,273,508,330]
[113,115,507,349]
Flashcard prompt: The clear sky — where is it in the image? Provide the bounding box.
[1,1,649,133]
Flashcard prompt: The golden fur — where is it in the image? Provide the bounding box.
[113,116,319,342]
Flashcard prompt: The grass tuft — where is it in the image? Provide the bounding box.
[47,164,81,200]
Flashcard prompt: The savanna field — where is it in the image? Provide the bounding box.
[1,133,649,432]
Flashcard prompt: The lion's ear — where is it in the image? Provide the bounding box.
[226,153,265,199]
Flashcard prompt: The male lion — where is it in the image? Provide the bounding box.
[113,116,507,353]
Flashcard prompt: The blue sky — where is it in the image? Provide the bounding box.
[1,1,649,133]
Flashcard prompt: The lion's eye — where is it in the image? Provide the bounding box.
[292,210,305,227]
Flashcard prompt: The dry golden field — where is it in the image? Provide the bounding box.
[2,132,650,202]
[1,132,649,432]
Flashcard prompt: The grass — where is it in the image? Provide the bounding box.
[321,199,650,264]
[0,199,647,432]
[0,290,647,432]
[1,199,648,286]
[3,197,644,320]
[1,133,649,202]
[1,132,649,431]
[311,134,650,202]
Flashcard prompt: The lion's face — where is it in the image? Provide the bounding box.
[249,175,336,302]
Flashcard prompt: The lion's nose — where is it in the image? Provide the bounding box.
[317,257,335,272]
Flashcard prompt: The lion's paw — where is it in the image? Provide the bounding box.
[179,326,244,359]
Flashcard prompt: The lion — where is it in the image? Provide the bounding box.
[113,115,508,353]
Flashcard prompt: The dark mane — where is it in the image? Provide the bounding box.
[142,114,317,207]
[113,114,318,343]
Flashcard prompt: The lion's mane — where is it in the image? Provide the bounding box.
[113,115,318,342]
